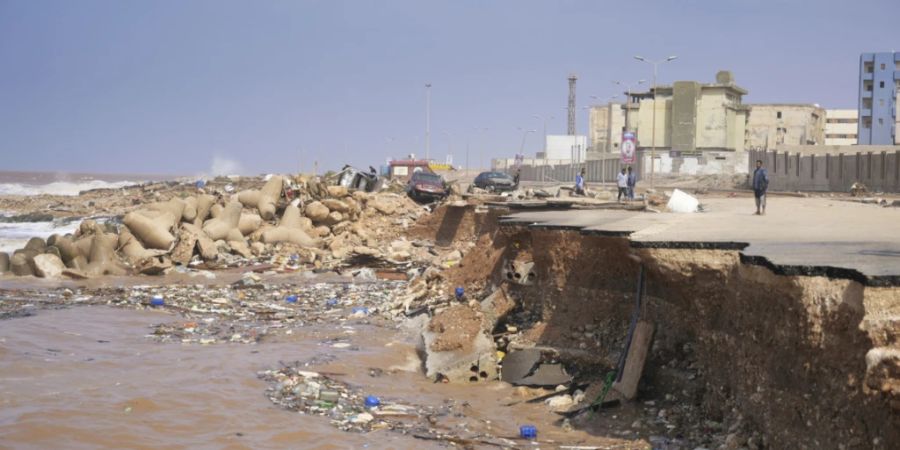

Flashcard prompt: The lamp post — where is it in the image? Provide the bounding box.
[532,115,554,156]
[634,55,677,188]
[441,130,452,164]
[517,127,536,155]
[425,83,432,161]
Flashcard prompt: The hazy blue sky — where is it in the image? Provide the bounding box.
[1,0,898,175]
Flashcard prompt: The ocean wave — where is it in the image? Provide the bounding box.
[0,180,138,196]
[0,221,81,253]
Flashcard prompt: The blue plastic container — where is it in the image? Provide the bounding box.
[351,306,369,315]
[519,425,537,439]
[286,295,298,303]
[455,287,464,300]
[195,179,206,189]
[326,298,339,308]
[150,296,165,307]
[364,395,380,408]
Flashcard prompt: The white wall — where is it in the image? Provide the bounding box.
[545,135,588,161]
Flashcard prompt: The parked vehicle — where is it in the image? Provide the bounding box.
[337,165,384,192]
[406,171,447,202]
[473,171,517,192]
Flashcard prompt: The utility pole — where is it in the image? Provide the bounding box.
[425,83,431,161]
[634,56,677,188]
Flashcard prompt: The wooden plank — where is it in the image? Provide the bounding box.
[610,321,655,400]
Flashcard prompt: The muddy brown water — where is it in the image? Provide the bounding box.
[0,304,635,449]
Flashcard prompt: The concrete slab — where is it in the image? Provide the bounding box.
[501,196,900,285]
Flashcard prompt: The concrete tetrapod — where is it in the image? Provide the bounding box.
[84,232,127,277]
[123,211,176,250]
[257,176,285,221]
[261,204,320,248]
[202,201,242,241]
[52,235,88,269]
[193,194,216,226]
[181,196,198,222]
[0,252,9,273]
[238,213,263,236]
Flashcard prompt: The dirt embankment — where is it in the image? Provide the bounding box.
[444,225,900,449]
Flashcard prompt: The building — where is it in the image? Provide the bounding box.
[625,70,750,174]
[588,103,626,157]
[825,109,859,145]
[858,52,900,145]
[544,135,587,162]
[744,104,825,149]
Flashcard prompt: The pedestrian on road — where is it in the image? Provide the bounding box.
[513,168,521,188]
[752,159,769,215]
[617,168,628,202]
[626,166,636,201]
[574,168,586,196]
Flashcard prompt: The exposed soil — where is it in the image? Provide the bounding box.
[442,224,900,449]
[427,304,483,352]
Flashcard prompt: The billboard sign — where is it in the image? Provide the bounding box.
[621,131,636,164]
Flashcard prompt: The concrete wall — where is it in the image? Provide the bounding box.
[697,88,730,149]
[750,146,900,193]
[545,135,587,161]
[636,97,671,149]
[645,150,748,176]
[498,153,641,184]
[746,104,825,148]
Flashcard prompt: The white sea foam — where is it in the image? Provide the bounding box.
[0,220,81,253]
[0,180,138,196]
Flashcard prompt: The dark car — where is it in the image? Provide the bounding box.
[473,171,517,192]
[406,171,447,202]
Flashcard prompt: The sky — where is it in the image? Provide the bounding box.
[1,0,898,176]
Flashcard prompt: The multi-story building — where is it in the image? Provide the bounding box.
[587,102,626,157]
[858,52,899,145]
[744,104,825,149]
[626,71,749,155]
[824,109,859,145]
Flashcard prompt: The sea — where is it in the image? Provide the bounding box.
[0,171,171,253]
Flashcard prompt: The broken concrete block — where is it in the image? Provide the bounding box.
[24,237,47,252]
[322,198,350,213]
[423,305,498,383]
[369,195,398,215]
[666,189,699,213]
[501,348,573,387]
[504,260,535,285]
[135,255,172,275]
[610,321,655,401]
[34,253,66,278]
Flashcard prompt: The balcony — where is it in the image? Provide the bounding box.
[861,90,873,98]
[862,72,874,81]
[860,108,872,117]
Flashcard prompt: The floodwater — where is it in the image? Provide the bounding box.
[0,305,631,449]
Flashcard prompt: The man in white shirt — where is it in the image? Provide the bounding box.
[616,168,628,202]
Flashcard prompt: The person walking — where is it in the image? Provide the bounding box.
[626,166,636,201]
[574,168,586,196]
[752,159,769,215]
[616,168,628,202]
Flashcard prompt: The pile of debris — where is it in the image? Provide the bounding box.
[0,174,435,278]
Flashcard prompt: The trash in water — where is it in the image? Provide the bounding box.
[365,395,381,408]
[285,294,298,303]
[519,425,537,439]
[150,295,165,307]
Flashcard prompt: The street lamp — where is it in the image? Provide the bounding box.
[634,55,677,188]
[425,83,432,161]
[441,130,452,164]
[532,115,554,155]
[517,127,536,155]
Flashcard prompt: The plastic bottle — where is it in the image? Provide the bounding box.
[364,395,381,408]
[519,425,537,439]
[150,295,165,307]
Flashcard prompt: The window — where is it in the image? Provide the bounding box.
[776,111,782,119]
[880,81,885,88]
[879,118,884,125]
[881,63,886,70]
[865,62,874,73]
[881,99,886,106]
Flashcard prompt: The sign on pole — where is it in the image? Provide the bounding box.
[621,131,636,164]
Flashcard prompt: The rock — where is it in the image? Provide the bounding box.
[322,198,350,213]
[724,433,743,450]
[369,195,397,215]
[545,394,574,412]
[326,185,348,198]
[229,239,253,258]
[135,256,172,275]
[32,254,66,278]
[351,191,369,203]
[304,201,330,222]
[250,242,267,256]
[351,412,374,424]
[24,237,47,252]
[323,211,343,226]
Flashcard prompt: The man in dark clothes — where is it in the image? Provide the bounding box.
[752,159,769,215]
